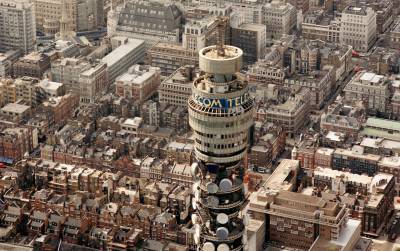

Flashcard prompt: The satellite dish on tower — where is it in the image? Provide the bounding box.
[203,242,216,251]
[207,182,219,194]
[217,244,230,251]
[216,213,229,225]
[216,227,229,240]
[219,178,233,192]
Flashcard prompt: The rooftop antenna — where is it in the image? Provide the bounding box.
[216,16,228,57]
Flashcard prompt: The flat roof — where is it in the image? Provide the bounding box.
[361,128,400,141]
[366,117,400,132]
[379,156,400,168]
[361,137,400,150]
[39,79,63,90]
[314,167,372,185]
[316,147,335,155]
[310,219,361,251]
[116,65,158,86]
[237,23,266,31]
[326,131,344,142]
[101,38,144,67]
[334,148,381,162]
[122,117,142,127]
[275,190,336,211]
[370,173,393,193]
[360,72,383,83]
[264,159,299,192]
[1,103,30,114]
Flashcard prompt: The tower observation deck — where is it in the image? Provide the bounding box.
[188,44,254,251]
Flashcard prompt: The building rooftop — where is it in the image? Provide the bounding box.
[101,38,144,68]
[361,137,400,151]
[21,52,45,62]
[310,219,361,251]
[361,128,400,141]
[365,117,400,132]
[316,147,335,156]
[116,65,159,86]
[80,62,106,77]
[360,72,384,83]
[237,23,266,31]
[274,190,339,214]
[263,159,299,192]
[379,156,400,168]
[122,117,143,128]
[1,103,30,114]
[334,148,381,162]
[343,5,368,15]
[39,79,63,91]
[325,131,345,142]
[370,173,393,194]
[314,167,372,186]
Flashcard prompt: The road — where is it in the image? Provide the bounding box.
[320,68,357,113]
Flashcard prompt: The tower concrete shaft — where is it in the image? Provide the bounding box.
[188,45,254,251]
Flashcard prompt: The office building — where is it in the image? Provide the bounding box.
[51,58,92,94]
[13,52,50,79]
[249,126,286,169]
[230,1,263,25]
[248,189,348,250]
[101,37,145,84]
[286,0,309,13]
[361,117,400,142]
[340,6,377,52]
[34,0,104,35]
[0,0,36,54]
[115,65,160,104]
[262,1,297,40]
[182,14,228,52]
[231,23,266,65]
[0,50,21,77]
[108,0,182,44]
[261,159,299,192]
[344,71,390,115]
[79,61,108,104]
[302,11,341,43]
[389,18,400,49]
[75,0,104,32]
[33,0,62,35]
[320,113,362,138]
[146,43,198,77]
[1,77,65,108]
[0,103,31,121]
[158,65,196,108]
[284,70,332,109]
[263,89,310,137]
[332,146,380,176]
[42,93,79,126]
[0,126,37,161]
[38,79,65,97]
[363,0,394,34]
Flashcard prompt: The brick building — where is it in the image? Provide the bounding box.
[13,52,50,79]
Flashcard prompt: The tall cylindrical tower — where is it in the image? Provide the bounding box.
[188,45,254,251]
